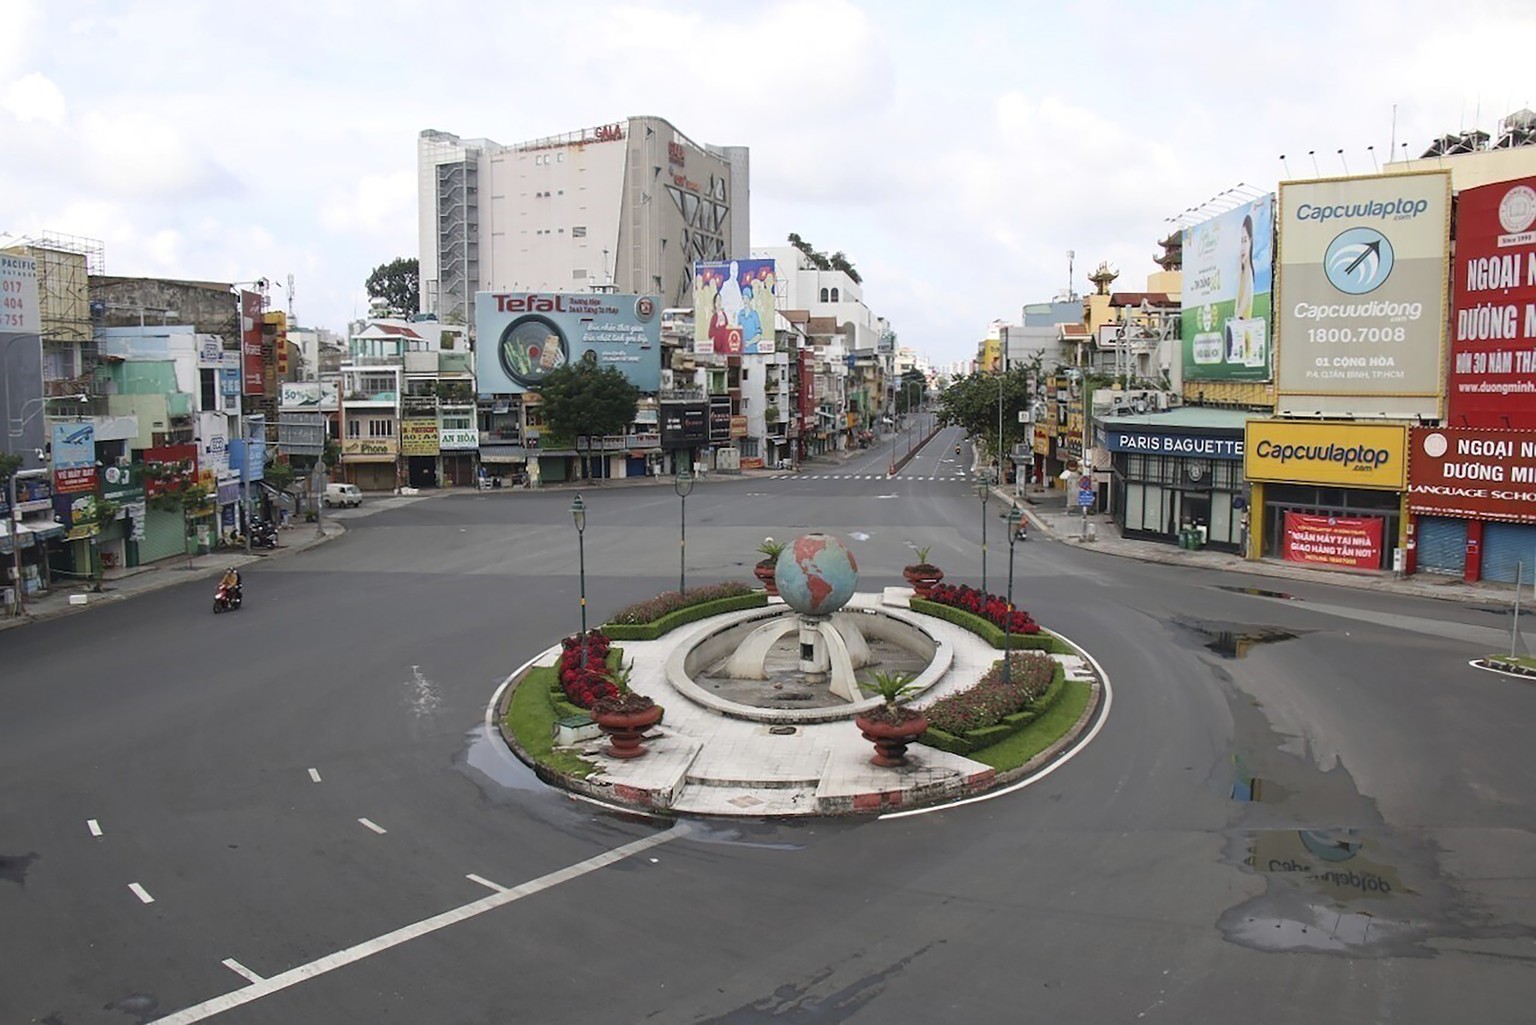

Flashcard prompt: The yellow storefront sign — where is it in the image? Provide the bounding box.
[400,419,440,456]
[1244,420,1406,489]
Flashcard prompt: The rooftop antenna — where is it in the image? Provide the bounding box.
[1338,148,1350,174]
[1280,154,1292,177]
[1368,145,1379,173]
[1389,103,1397,160]
[1309,150,1321,176]
[286,273,295,325]
[1066,249,1076,301]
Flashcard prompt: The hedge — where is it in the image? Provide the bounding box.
[602,592,768,640]
[920,665,1067,755]
[910,598,1072,652]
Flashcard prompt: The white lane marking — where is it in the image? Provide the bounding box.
[357,817,387,835]
[307,768,322,783]
[465,873,507,892]
[87,819,102,837]
[147,830,678,1024]
[129,882,155,904]
[881,626,1114,820]
[220,959,264,984]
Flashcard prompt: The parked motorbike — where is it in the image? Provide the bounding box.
[213,581,243,613]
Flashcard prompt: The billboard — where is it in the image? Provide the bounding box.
[52,421,96,493]
[1408,427,1536,523]
[693,259,778,355]
[240,291,264,396]
[1276,171,1451,417]
[400,419,440,456]
[279,380,338,410]
[1181,194,1274,381]
[474,293,661,395]
[1448,175,1536,427]
[1,253,41,333]
[1244,419,1406,489]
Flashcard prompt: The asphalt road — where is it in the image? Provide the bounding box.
[3,426,1533,1024]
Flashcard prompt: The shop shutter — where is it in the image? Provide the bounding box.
[139,507,189,564]
[1415,517,1466,576]
[1481,523,1536,584]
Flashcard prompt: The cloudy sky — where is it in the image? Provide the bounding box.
[1,0,1530,368]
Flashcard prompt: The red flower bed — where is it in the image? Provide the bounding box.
[924,583,1040,634]
[922,652,1055,734]
[558,631,620,708]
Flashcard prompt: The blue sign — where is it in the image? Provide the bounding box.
[52,422,95,469]
[1105,430,1243,460]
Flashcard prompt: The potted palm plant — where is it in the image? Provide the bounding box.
[589,661,663,759]
[902,544,944,598]
[754,536,786,596]
[854,670,928,767]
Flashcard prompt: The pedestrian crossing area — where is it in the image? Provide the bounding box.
[767,472,972,481]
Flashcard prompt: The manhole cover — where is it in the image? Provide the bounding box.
[768,725,798,735]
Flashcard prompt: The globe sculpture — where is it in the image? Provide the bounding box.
[774,533,858,616]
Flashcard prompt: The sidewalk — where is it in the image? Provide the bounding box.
[1006,484,1518,607]
[0,519,345,632]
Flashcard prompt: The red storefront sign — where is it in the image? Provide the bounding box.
[143,443,199,498]
[241,290,264,396]
[1449,175,1536,427]
[53,465,97,494]
[1282,511,1383,569]
[1408,427,1536,523]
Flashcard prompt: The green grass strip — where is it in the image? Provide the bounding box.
[969,678,1093,772]
[1487,653,1536,670]
[505,665,599,779]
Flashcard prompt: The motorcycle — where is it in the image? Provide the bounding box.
[213,581,243,613]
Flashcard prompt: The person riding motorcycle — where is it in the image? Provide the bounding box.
[219,567,242,604]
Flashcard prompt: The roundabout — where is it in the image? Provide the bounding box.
[493,532,1109,817]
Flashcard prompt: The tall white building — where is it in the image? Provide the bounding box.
[418,118,750,327]
[749,245,881,353]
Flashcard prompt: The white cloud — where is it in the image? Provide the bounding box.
[319,171,417,242]
[1,72,66,124]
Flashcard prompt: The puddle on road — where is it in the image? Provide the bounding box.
[1221,829,1425,954]
[1176,617,1300,659]
[463,726,547,792]
[0,852,38,885]
[1214,585,1302,601]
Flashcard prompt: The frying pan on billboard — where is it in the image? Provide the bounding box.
[474,292,661,395]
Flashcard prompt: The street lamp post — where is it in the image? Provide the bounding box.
[1004,506,1022,687]
[673,468,693,594]
[975,481,990,594]
[571,493,588,668]
[6,471,23,618]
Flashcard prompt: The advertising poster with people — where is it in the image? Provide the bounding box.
[1181,194,1274,381]
[474,292,661,395]
[1448,174,1536,428]
[693,259,778,355]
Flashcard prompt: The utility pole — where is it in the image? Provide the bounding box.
[7,471,24,618]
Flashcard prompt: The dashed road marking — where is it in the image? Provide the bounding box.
[129,882,155,904]
[87,819,102,837]
[221,959,264,984]
[146,830,678,1024]
[465,873,507,892]
[358,817,387,834]
[308,768,322,783]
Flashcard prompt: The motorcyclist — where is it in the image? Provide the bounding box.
[219,567,243,604]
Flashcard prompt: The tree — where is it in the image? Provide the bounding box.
[532,363,641,480]
[934,368,1033,469]
[79,495,121,592]
[895,368,926,414]
[365,257,420,318]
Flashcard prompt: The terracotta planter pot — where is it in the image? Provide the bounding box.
[903,566,943,598]
[854,712,930,767]
[754,561,779,596]
[593,703,664,759]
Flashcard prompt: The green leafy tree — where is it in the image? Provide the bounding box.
[80,495,121,591]
[533,362,641,480]
[935,368,1033,469]
[365,257,420,318]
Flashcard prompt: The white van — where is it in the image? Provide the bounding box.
[323,483,362,508]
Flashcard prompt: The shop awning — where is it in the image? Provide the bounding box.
[480,447,529,463]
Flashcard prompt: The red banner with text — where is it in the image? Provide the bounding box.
[1282,512,1384,569]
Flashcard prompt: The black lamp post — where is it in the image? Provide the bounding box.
[975,481,990,594]
[570,492,587,668]
[674,467,693,594]
[1004,506,1021,687]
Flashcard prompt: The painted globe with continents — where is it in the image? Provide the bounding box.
[774,533,859,617]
